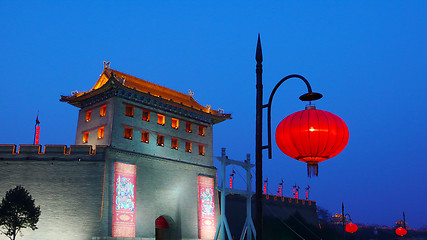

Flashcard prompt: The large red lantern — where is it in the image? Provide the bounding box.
[275,106,349,177]
[345,222,358,233]
[395,227,407,237]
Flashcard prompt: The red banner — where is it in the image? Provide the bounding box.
[112,162,136,238]
[198,175,216,239]
[35,126,40,144]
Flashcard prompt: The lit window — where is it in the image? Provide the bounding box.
[98,127,104,139]
[142,110,150,122]
[100,105,107,117]
[157,114,165,125]
[157,135,164,146]
[199,145,206,156]
[125,105,134,117]
[185,142,192,153]
[199,126,206,136]
[85,110,92,122]
[124,127,133,139]
[186,122,192,133]
[83,132,89,143]
[171,138,178,150]
[141,131,149,143]
[172,118,179,129]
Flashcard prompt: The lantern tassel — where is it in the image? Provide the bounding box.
[307,162,318,177]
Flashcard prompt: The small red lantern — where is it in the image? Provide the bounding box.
[345,222,358,233]
[275,106,349,177]
[395,227,407,237]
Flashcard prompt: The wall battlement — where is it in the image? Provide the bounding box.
[0,144,107,161]
[263,193,316,208]
[225,193,319,238]
[228,193,316,209]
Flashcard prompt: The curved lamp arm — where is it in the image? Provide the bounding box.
[264,74,322,159]
[345,213,353,223]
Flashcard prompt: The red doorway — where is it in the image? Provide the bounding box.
[155,216,169,240]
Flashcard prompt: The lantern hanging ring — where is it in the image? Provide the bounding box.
[262,74,323,159]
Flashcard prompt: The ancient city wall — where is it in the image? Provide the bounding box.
[0,145,218,240]
[225,193,319,239]
[0,145,106,240]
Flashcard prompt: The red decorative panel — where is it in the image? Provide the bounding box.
[198,176,216,239]
[112,162,136,238]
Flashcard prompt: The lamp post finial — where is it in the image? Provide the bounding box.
[256,34,263,63]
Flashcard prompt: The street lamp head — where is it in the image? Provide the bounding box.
[299,92,323,101]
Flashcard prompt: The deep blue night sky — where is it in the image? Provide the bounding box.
[1,1,426,229]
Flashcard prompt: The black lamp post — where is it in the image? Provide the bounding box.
[255,35,322,240]
[342,203,346,240]
[342,202,352,240]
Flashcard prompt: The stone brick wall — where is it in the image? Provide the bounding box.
[0,145,219,240]
[224,194,319,239]
[0,145,106,240]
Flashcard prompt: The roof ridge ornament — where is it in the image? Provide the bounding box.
[103,61,111,70]
[188,89,194,97]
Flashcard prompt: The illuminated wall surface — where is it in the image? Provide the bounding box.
[112,162,136,238]
[0,160,105,240]
[198,175,216,239]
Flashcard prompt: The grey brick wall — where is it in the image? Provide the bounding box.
[0,145,219,240]
[225,194,319,239]
[0,159,105,240]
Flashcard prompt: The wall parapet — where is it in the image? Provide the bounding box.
[0,144,107,162]
[226,193,316,208]
[263,193,316,208]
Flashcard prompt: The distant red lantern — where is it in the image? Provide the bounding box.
[395,227,407,237]
[275,106,349,177]
[345,222,358,233]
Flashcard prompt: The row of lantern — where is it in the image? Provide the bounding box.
[341,208,408,237]
[344,223,407,236]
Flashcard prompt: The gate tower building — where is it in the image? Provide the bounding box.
[0,64,230,240]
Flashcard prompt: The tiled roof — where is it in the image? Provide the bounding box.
[101,68,207,111]
[62,67,229,118]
